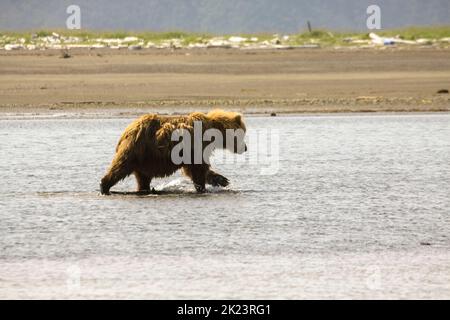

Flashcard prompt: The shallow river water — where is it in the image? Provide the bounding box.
[0,113,449,299]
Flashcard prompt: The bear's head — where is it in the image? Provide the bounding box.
[205,109,247,154]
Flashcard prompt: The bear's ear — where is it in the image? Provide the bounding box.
[235,114,242,123]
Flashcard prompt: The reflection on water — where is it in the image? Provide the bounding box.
[0,113,449,298]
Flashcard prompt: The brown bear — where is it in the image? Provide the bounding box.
[100,109,247,195]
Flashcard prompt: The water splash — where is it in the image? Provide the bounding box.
[154,177,190,193]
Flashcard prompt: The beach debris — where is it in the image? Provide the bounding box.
[416,38,433,45]
[4,44,24,50]
[64,36,81,43]
[207,37,232,48]
[344,37,371,45]
[228,36,247,43]
[96,38,121,45]
[60,49,71,59]
[187,43,208,49]
[123,36,138,42]
[90,43,106,49]
[270,37,282,45]
[353,39,371,44]
[169,39,183,49]
[369,32,436,46]
[128,44,142,50]
[295,44,320,49]
[65,44,91,49]
[369,33,396,45]
[0,30,446,51]
[436,89,449,94]
[392,38,416,45]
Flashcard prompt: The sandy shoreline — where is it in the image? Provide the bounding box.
[1,47,449,115]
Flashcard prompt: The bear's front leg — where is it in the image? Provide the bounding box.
[183,165,207,193]
[206,170,229,187]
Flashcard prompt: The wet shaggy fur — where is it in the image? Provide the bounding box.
[100,109,247,195]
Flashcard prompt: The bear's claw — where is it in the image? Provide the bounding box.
[194,184,206,193]
[209,174,229,187]
[100,183,110,195]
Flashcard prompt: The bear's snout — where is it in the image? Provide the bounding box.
[234,142,247,154]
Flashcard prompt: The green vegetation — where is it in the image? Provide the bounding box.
[289,30,356,46]
[1,26,449,47]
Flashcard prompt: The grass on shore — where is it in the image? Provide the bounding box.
[290,26,450,45]
[1,26,449,46]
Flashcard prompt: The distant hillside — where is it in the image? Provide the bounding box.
[1,0,449,33]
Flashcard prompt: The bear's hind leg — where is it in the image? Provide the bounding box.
[100,150,135,195]
[134,171,152,193]
[100,166,132,195]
